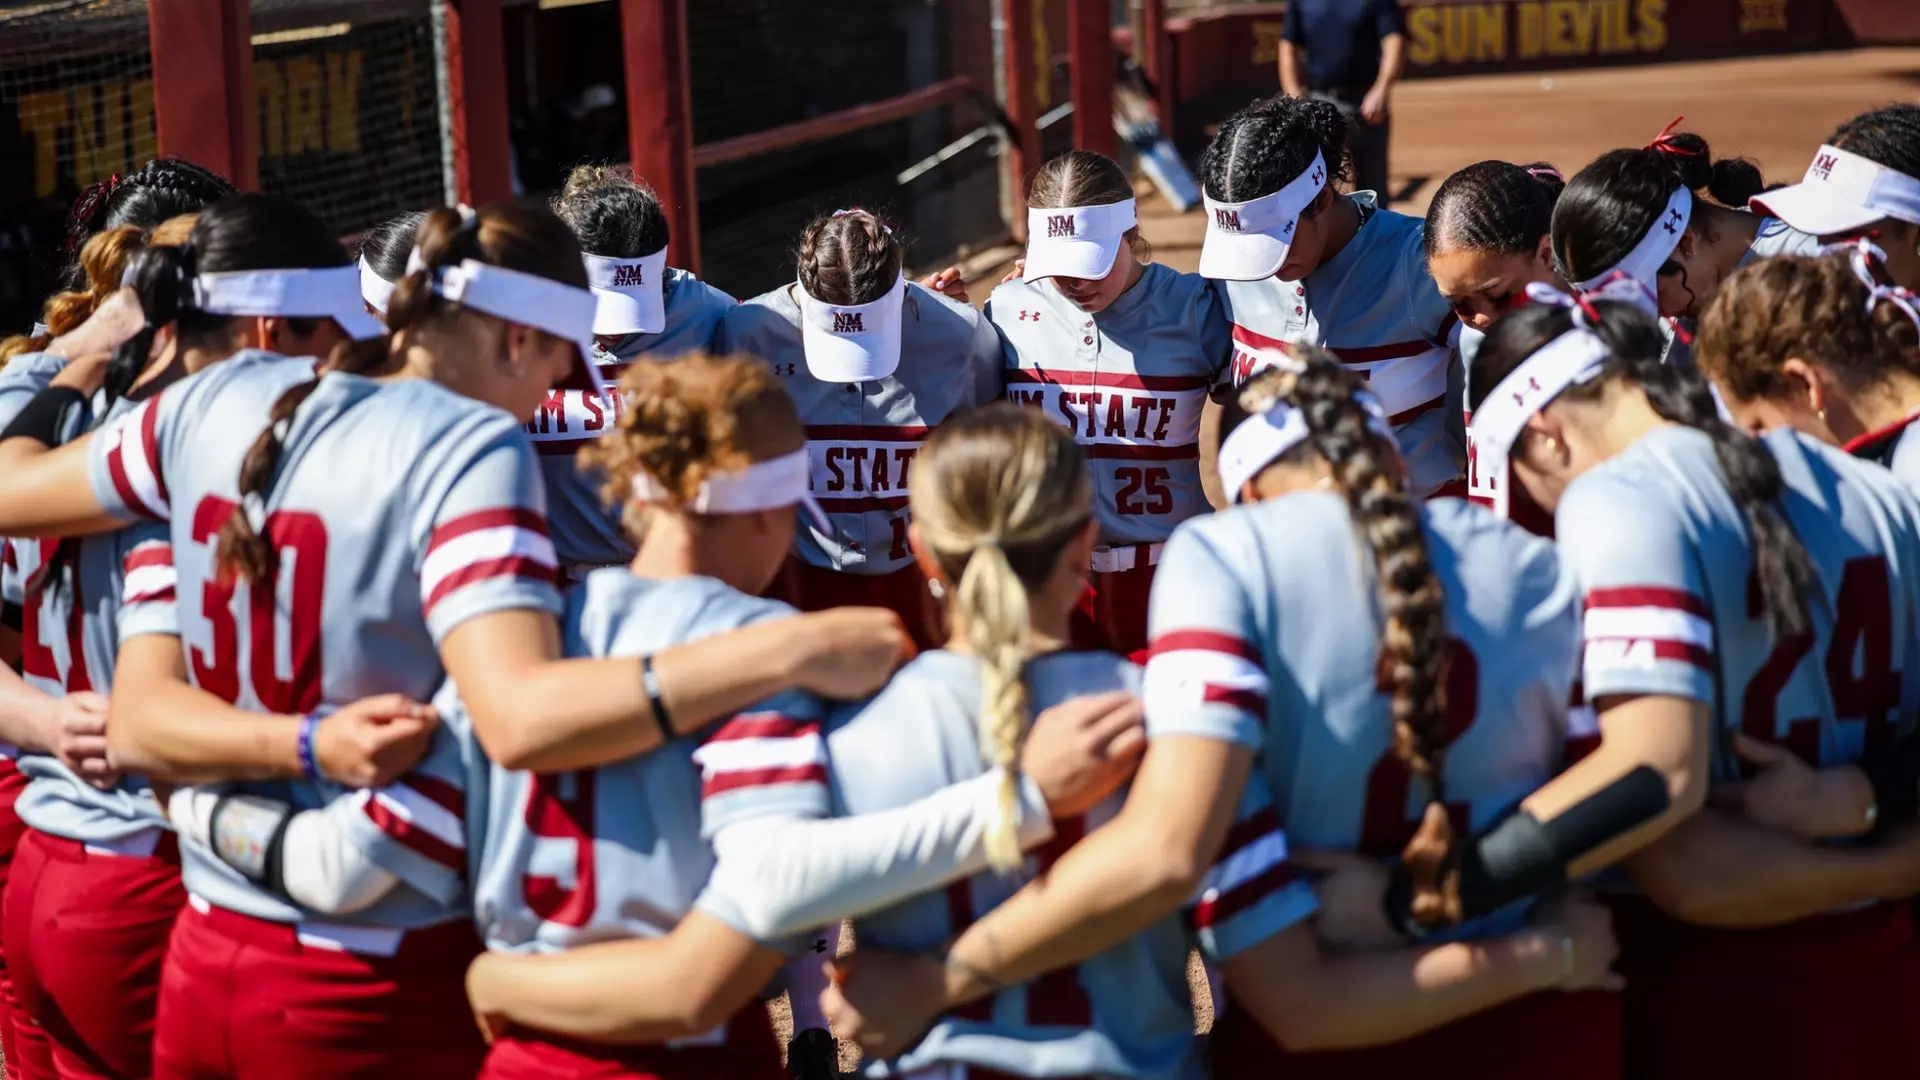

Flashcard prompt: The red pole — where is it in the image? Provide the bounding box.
[1140,0,1174,140]
[149,0,257,190]
[620,0,700,274]
[1067,0,1115,158]
[443,0,514,206]
[1002,0,1043,228]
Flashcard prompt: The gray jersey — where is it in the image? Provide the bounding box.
[83,350,563,926]
[0,352,64,430]
[717,283,1003,574]
[1145,495,1582,940]
[531,267,736,572]
[10,393,178,845]
[1557,426,1920,773]
[821,650,1299,1079]
[470,571,827,953]
[1850,413,1920,493]
[1214,195,1464,497]
[989,262,1234,547]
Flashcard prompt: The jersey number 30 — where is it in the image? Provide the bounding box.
[188,496,326,713]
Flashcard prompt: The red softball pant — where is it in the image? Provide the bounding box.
[151,902,487,1080]
[480,1002,784,1080]
[1071,550,1159,663]
[2,828,184,1079]
[1611,895,1920,1080]
[768,557,945,651]
[1211,984,1621,1080]
[0,761,53,1080]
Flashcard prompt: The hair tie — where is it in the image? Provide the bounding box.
[1830,239,1920,337]
[1526,271,1655,326]
[173,241,200,311]
[977,534,1003,551]
[1526,165,1564,182]
[832,208,895,237]
[1646,115,1699,158]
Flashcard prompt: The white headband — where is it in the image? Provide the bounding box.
[1468,329,1612,518]
[584,249,669,335]
[1525,271,1660,318]
[1827,238,1920,338]
[1022,199,1139,282]
[1198,149,1328,281]
[1217,390,1391,504]
[359,256,396,316]
[191,267,384,339]
[429,259,608,396]
[1573,186,1691,295]
[630,446,830,531]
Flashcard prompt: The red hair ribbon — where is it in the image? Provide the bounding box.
[1525,165,1564,182]
[1645,116,1699,157]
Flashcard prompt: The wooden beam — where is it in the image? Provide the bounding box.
[620,0,700,273]
[1068,0,1116,158]
[443,0,515,205]
[149,0,257,190]
[1002,0,1044,225]
[691,77,975,170]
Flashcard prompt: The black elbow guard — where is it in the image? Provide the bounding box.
[2,601,19,633]
[209,792,298,901]
[1861,734,1920,834]
[0,387,89,448]
[1387,766,1670,936]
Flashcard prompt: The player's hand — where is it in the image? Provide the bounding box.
[789,608,916,700]
[314,695,438,788]
[1530,891,1623,992]
[51,690,120,791]
[1296,849,1401,952]
[47,288,146,392]
[465,952,514,1045]
[820,950,945,1061]
[919,267,971,305]
[1022,690,1145,817]
[1360,85,1391,126]
[1000,259,1027,285]
[1713,733,1875,839]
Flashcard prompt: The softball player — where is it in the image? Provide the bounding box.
[1470,294,1920,1080]
[1424,160,1568,532]
[1749,103,1920,291]
[818,353,1708,1076]
[356,210,426,322]
[1697,243,1920,487]
[720,207,1003,650]
[989,151,1232,660]
[1196,96,1464,498]
[463,402,1281,1080]
[539,165,737,574]
[0,200,909,1080]
[1552,121,1819,369]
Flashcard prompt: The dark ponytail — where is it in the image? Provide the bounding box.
[1223,353,1458,924]
[357,210,428,284]
[1200,95,1350,206]
[1554,130,1768,284]
[1424,160,1565,261]
[217,201,586,586]
[1471,302,1815,640]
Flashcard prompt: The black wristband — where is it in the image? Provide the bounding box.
[1861,735,1920,834]
[1,601,19,633]
[0,386,88,448]
[642,653,676,736]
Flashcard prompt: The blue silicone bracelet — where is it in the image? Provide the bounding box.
[297,714,322,782]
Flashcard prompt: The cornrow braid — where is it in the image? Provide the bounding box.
[1239,354,1458,923]
[796,209,902,307]
[1831,103,1920,180]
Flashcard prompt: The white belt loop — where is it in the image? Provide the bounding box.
[1089,542,1165,574]
[295,921,407,958]
[83,827,164,859]
[900,1066,968,1080]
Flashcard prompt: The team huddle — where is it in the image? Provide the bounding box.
[0,90,1917,1080]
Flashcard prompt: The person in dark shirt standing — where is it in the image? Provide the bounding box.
[1278,0,1408,199]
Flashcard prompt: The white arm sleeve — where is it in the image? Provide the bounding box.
[695,768,1056,943]
[169,787,402,915]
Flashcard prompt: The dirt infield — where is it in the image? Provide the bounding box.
[806,46,1920,1071]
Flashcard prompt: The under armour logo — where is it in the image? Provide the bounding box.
[773,362,797,376]
[1662,208,1683,235]
[1213,208,1242,232]
[1811,152,1838,180]
[1311,167,1324,186]
[1017,310,1041,322]
[611,264,645,287]
[833,312,865,333]
[1511,376,1542,408]
[1047,214,1077,238]
[811,938,829,954]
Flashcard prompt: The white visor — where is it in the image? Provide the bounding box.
[797,274,906,383]
[1751,144,1920,236]
[1198,149,1328,281]
[630,446,829,532]
[1217,390,1390,503]
[1022,199,1139,282]
[359,256,396,317]
[1572,186,1691,295]
[585,249,669,335]
[191,267,385,340]
[1467,329,1611,519]
[430,259,608,396]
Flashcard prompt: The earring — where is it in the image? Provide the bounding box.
[927,578,946,601]
[1818,408,1829,422]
